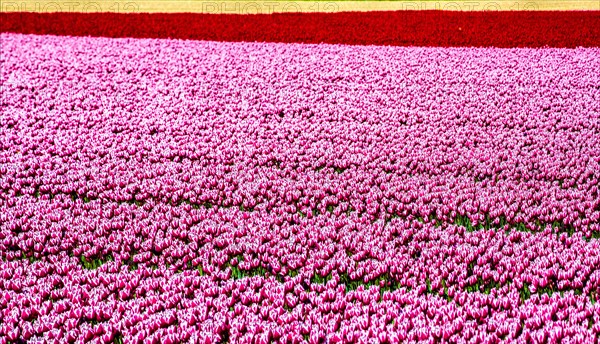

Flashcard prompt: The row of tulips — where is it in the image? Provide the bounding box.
[1,33,599,342]
[2,194,599,300]
[1,11,600,48]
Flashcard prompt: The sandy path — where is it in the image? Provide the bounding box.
[2,0,599,13]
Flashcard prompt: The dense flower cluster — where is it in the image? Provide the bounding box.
[1,33,599,342]
[2,11,600,48]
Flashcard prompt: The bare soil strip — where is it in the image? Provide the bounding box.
[2,0,599,13]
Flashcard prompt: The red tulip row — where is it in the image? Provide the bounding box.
[1,11,600,48]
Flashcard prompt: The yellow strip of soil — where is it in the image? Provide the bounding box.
[1,0,599,13]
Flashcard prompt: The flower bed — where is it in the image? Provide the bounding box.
[1,33,599,342]
[1,11,600,48]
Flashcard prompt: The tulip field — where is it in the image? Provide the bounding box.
[1,9,600,344]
